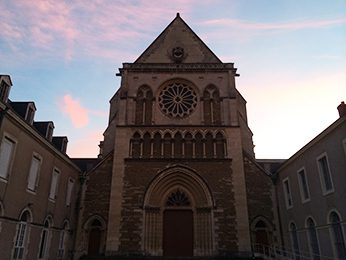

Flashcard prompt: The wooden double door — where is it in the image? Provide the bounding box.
[163,209,194,256]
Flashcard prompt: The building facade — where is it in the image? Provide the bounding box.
[74,14,278,258]
[0,75,81,260]
[275,102,346,260]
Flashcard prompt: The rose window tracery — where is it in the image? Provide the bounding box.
[159,82,197,118]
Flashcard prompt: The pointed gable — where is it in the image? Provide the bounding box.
[135,13,222,64]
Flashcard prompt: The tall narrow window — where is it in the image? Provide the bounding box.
[195,133,203,158]
[329,211,346,259]
[163,133,172,158]
[66,178,75,206]
[297,168,310,203]
[283,178,293,209]
[184,133,193,158]
[57,222,69,260]
[205,132,214,158]
[13,210,31,260]
[153,133,162,158]
[174,132,183,158]
[131,133,141,158]
[49,169,60,201]
[306,218,321,260]
[203,86,221,125]
[290,222,300,260]
[38,219,50,259]
[27,154,41,192]
[0,136,15,180]
[317,154,334,194]
[135,86,153,125]
[215,132,225,158]
[142,132,151,158]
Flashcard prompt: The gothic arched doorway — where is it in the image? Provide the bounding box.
[143,166,214,256]
[163,189,194,256]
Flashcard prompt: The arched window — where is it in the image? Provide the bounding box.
[205,132,214,158]
[131,132,141,158]
[153,133,162,158]
[174,132,183,158]
[163,133,172,158]
[203,86,221,125]
[329,211,346,259]
[184,133,193,158]
[203,90,212,125]
[215,132,225,158]
[57,221,69,260]
[87,218,104,256]
[195,133,203,158]
[135,86,153,125]
[306,218,320,260]
[13,210,31,260]
[290,222,300,260]
[143,132,151,158]
[38,217,51,259]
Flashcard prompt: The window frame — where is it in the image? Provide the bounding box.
[49,168,60,202]
[297,167,310,203]
[0,133,17,182]
[328,210,346,260]
[316,153,334,195]
[26,153,42,193]
[306,217,321,260]
[283,177,293,209]
[65,177,75,206]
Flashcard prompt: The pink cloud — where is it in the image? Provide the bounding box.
[202,17,346,31]
[60,94,89,128]
[0,0,202,61]
[67,129,104,158]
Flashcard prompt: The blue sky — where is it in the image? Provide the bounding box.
[1,0,345,158]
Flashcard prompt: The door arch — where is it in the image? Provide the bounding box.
[143,165,214,256]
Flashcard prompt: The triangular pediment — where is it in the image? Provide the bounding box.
[135,13,222,64]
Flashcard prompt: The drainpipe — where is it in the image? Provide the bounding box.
[71,171,87,260]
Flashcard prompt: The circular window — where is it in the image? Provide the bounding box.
[159,82,197,118]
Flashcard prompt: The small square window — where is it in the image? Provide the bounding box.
[317,153,334,195]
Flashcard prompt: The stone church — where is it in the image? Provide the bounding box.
[75,13,277,258]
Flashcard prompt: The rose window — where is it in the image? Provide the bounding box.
[159,82,197,118]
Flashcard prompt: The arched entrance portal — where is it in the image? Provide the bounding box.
[163,189,194,256]
[143,166,214,256]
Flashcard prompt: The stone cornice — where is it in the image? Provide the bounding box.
[117,63,238,75]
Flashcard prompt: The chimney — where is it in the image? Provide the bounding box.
[337,101,346,118]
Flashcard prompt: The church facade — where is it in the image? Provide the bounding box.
[75,14,277,258]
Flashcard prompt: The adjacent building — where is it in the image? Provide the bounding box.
[0,75,81,260]
[275,102,346,260]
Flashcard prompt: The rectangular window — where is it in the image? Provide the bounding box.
[27,155,41,191]
[283,177,293,209]
[297,168,310,203]
[65,178,75,206]
[0,136,15,180]
[49,168,60,201]
[317,153,334,195]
